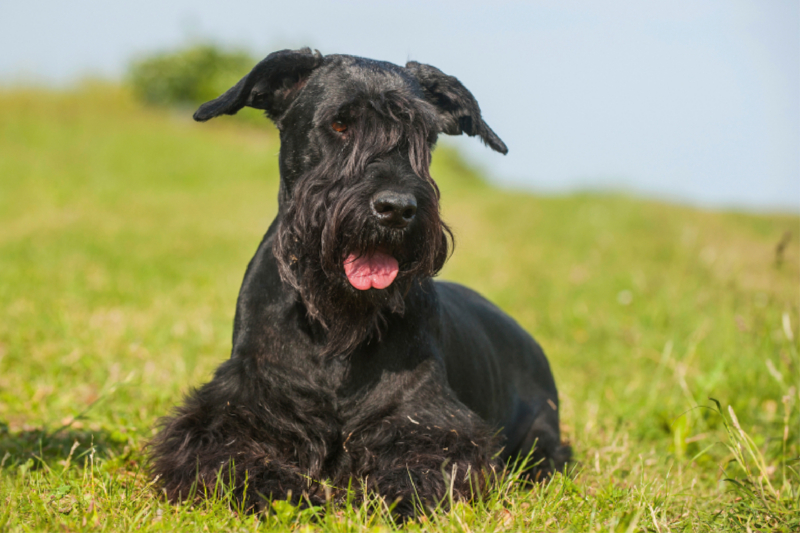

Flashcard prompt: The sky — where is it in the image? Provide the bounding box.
[2,0,798,212]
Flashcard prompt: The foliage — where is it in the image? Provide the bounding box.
[127,44,255,108]
[1,85,798,531]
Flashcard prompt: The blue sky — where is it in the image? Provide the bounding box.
[2,0,797,212]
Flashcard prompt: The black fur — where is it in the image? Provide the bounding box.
[150,49,570,517]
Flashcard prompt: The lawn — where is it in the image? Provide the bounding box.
[1,84,797,532]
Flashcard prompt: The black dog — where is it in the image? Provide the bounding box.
[150,49,569,516]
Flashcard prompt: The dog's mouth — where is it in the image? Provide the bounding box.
[343,248,399,290]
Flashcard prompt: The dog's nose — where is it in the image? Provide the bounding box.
[371,191,417,228]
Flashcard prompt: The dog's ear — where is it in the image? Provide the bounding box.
[194,48,324,122]
[405,61,508,155]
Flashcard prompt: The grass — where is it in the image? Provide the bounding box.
[0,84,798,532]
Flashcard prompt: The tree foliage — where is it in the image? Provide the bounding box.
[127,44,255,107]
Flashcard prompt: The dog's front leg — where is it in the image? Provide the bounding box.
[149,357,341,511]
[342,390,500,518]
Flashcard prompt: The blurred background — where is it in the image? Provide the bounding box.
[2,0,798,212]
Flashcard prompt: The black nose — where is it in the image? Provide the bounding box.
[371,191,417,228]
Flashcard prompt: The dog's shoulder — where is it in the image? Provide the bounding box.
[431,278,555,400]
[433,280,526,335]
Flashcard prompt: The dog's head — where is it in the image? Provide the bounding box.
[195,49,507,355]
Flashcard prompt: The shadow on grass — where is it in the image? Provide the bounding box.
[0,421,132,470]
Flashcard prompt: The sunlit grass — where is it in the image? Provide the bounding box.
[1,85,798,531]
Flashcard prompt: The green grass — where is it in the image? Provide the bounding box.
[1,84,798,532]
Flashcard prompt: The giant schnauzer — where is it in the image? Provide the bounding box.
[150,48,569,517]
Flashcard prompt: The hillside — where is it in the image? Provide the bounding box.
[1,85,798,532]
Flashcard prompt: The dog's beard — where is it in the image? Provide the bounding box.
[274,179,450,357]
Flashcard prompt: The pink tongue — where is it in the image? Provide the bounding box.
[344,251,399,290]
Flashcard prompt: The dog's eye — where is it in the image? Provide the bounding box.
[331,121,348,133]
